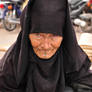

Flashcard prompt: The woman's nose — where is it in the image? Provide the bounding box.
[41,38,51,50]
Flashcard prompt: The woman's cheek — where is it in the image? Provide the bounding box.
[52,40,62,48]
[52,42,61,48]
[30,39,40,47]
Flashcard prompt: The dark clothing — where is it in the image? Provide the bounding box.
[64,87,74,92]
[0,0,92,92]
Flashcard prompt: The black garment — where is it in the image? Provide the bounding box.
[64,86,74,92]
[0,0,92,92]
[25,46,65,92]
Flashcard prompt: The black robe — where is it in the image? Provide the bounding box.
[0,0,92,92]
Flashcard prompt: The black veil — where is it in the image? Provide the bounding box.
[0,0,92,91]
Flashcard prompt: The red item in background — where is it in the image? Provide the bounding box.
[0,4,4,8]
[89,0,92,4]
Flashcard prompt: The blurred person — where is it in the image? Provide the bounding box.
[0,0,92,92]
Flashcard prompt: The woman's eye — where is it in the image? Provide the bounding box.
[35,34,42,39]
[51,37,56,40]
[36,34,40,37]
[51,37,60,42]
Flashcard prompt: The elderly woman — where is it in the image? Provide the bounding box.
[0,0,92,92]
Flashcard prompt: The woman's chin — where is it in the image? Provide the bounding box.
[37,54,54,59]
[33,49,57,59]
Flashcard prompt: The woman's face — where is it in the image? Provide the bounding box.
[29,33,63,59]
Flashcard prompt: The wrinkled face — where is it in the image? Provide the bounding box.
[29,33,63,59]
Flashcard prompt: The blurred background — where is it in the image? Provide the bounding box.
[0,0,92,62]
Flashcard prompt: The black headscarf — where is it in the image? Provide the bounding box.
[0,0,92,91]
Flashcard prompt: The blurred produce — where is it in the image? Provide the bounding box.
[69,0,92,32]
[86,0,92,12]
